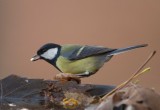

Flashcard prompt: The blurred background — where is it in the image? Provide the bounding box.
[0,0,160,90]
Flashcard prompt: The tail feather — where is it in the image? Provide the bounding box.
[107,44,148,56]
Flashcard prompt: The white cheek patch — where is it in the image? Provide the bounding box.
[41,48,58,60]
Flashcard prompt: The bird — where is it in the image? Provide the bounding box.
[31,43,147,77]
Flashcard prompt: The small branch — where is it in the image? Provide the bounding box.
[101,51,156,101]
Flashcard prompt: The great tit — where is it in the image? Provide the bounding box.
[31,43,147,77]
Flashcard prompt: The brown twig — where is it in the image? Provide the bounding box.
[101,51,156,101]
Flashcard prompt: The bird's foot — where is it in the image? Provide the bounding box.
[54,73,81,84]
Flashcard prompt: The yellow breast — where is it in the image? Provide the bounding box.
[56,55,106,74]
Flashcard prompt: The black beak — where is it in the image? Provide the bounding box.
[30,55,41,61]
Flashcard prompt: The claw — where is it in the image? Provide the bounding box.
[54,73,81,84]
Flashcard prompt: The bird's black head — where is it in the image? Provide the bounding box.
[31,43,61,62]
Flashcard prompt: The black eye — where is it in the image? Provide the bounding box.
[41,49,47,53]
[37,49,47,55]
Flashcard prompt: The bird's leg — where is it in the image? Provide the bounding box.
[54,73,81,84]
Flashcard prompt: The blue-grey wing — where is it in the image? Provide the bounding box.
[61,44,115,60]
